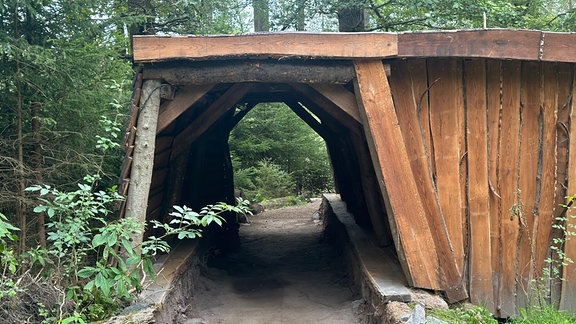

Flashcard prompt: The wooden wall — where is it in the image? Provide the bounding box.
[386,58,576,317]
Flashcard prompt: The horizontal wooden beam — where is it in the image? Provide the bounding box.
[143,60,356,85]
[397,29,542,61]
[541,32,576,62]
[134,30,576,63]
[133,32,398,62]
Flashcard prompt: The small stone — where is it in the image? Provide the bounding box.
[410,289,449,310]
[409,304,426,324]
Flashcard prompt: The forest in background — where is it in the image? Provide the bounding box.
[0,0,575,321]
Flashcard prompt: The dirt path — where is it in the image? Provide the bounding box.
[178,200,364,324]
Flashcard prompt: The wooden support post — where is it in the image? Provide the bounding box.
[353,59,467,301]
[126,79,161,253]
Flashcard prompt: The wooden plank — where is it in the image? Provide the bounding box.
[537,63,559,298]
[291,84,361,133]
[172,83,253,158]
[354,60,468,301]
[157,84,215,134]
[125,79,161,253]
[465,59,494,312]
[389,59,468,299]
[542,32,576,63]
[154,148,172,170]
[560,64,576,311]
[427,58,465,277]
[155,136,174,154]
[497,60,522,317]
[350,132,393,247]
[516,61,541,309]
[310,84,362,123]
[285,100,330,140]
[354,59,435,289]
[143,60,356,85]
[133,33,398,62]
[398,30,541,61]
[486,59,502,316]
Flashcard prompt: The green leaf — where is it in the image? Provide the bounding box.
[33,205,47,213]
[92,233,106,248]
[77,267,97,278]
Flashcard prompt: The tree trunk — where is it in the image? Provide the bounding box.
[126,79,161,253]
[253,0,270,32]
[338,2,369,32]
[31,102,45,247]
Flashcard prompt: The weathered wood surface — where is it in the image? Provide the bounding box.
[125,79,161,253]
[157,84,215,133]
[560,66,576,311]
[133,32,398,62]
[464,59,494,311]
[134,30,576,64]
[398,30,541,61]
[144,60,356,85]
[353,59,472,301]
[541,32,576,62]
[354,59,434,289]
[171,83,253,158]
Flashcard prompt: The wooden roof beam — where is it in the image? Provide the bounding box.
[171,83,253,158]
[133,33,398,62]
[143,60,356,85]
[157,84,215,134]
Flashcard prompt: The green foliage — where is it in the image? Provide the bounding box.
[431,304,498,324]
[2,178,251,322]
[515,303,576,323]
[0,212,20,299]
[229,103,334,201]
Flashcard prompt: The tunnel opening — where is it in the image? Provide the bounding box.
[145,81,395,252]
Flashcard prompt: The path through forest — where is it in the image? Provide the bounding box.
[177,200,365,324]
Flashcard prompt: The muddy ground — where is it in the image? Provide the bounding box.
[177,200,365,324]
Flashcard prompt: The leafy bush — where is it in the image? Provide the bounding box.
[235,159,295,202]
[0,177,250,323]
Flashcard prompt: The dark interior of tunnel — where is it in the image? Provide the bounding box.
[146,82,394,251]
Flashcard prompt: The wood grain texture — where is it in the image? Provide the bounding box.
[536,63,559,296]
[310,84,361,123]
[354,59,441,292]
[125,79,161,253]
[542,32,576,63]
[389,59,467,301]
[157,84,214,134]
[143,60,356,85]
[133,33,398,62]
[516,61,541,308]
[427,58,465,278]
[486,59,502,315]
[560,65,576,312]
[291,84,361,133]
[498,60,522,317]
[172,83,253,158]
[465,59,494,312]
[398,30,542,61]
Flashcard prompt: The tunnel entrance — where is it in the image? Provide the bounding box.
[136,79,395,251]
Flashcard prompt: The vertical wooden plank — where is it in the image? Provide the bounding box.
[465,59,494,312]
[427,58,465,274]
[560,64,576,312]
[537,63,559,302]
[389,59,467,301]
[354,59,439,290]
[355,60,468,301]
[486,59,503,316]
[498,60,522,317]
[516,61,541,308]
[126,79,161,253]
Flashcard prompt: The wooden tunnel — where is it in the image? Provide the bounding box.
[122,30,576,317]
